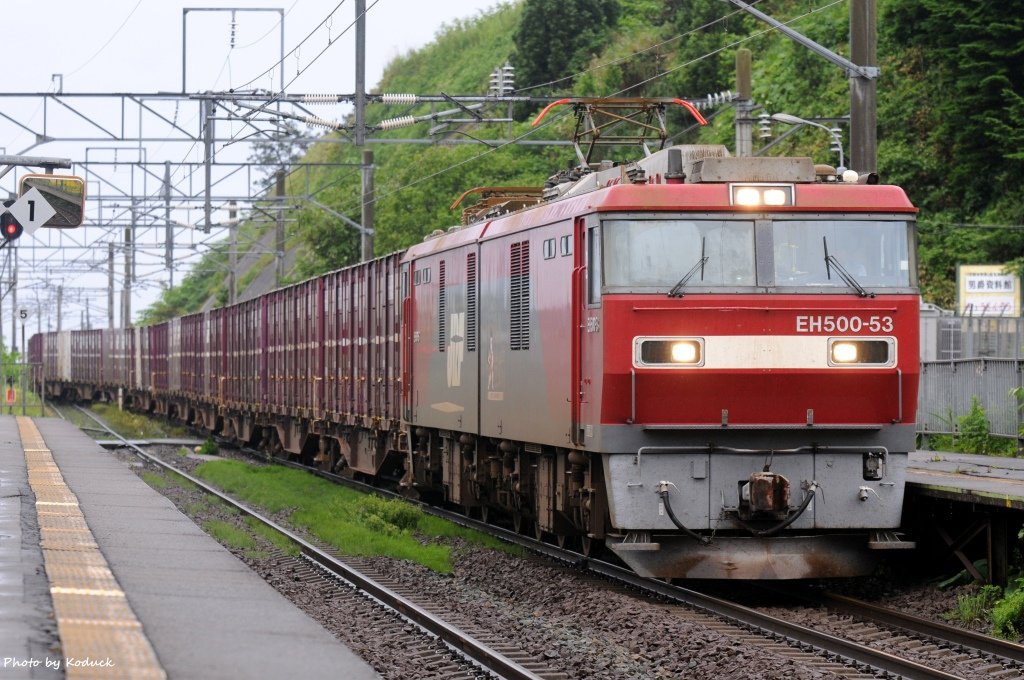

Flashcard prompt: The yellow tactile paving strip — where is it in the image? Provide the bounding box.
[18,417,167,679]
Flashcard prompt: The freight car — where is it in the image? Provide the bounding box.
[31,99,919,579]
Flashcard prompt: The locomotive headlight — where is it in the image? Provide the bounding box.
[670,341,699,363]
[730,184,794,207]
[734,187,761,206]
[831,341,859,363]
[827,338,895,367]
[636,338,704,366]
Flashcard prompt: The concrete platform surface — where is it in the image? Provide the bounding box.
[908,449,1024,509]
[2,416,379,680]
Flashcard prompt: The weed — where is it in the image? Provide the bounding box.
[202,519,256,550]
[140,471,170,489]
[925,399,1015,456]
[993,580,1024,639]
[942,585,1001,626]
[198,439,219,456]
[356,495,422,534]
[177,447,190,457]
[192,459,518,572]
[244,516,300,556]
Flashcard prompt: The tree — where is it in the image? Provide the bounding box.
[513,0,619,90]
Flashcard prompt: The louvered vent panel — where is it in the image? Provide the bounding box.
[438,260,446,352]
[466,253,477,352]
[510,241,530,351]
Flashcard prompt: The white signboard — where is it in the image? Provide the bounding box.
[958,264,1021,316]
[8,188,56,235]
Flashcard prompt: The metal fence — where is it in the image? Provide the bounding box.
[916,358,1023,443]
[920,313,1024,361]
[916,311,1023,446]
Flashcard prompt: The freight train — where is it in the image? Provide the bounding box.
[31,99,919,579]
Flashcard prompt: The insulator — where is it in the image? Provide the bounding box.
[378,115,415,130]
[302,94,342,103]
[381,93,418,104]
[304,115,341,130]
[758,112,772,139]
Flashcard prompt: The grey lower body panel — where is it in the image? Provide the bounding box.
[609,533,878,579]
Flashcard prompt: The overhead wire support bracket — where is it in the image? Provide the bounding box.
[439,92,483,121]
[726,0,879,80]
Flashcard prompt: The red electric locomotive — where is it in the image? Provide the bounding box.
[32,99,919,579]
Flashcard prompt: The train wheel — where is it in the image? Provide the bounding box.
[479,505,490,524]
[581,536,602,557]
[556,533,571,550]
[534,523,545,542]
[513,511,525,534]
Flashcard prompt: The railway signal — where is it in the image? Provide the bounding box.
[1,200,22,241]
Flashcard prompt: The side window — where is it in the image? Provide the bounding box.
[588,226,601,304]
[543,238,556,259]
[560,234,572,256]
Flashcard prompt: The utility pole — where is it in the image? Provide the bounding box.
[203,98,215,233]
[275,170,285,286]
[228,220,237,305]
[10,248,16,352]
[727,0,879,172]
[123,214,133,328]
[355,0,366,146]
[850,0,877,173]
[108,242,115,329]
[56,285,62,333]
[361,150,374,261]
[165,160,174,288]
[734,49,753,157]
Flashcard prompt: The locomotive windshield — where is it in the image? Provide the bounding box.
[603,219,756,288]
[599,216,913,292]
[772,219,911,288]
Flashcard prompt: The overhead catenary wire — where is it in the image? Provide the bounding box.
[315,0,851,223]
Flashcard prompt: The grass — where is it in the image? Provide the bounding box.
[943,585,1001,627]
[140,471,170,489]
[202,519,257,550]
[91,403,190,439]
[193,459,519,573]
[245,516,301,556]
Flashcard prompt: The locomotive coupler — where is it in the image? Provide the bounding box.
[739,471,791,520]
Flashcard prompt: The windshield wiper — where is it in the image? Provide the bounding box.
[668,237,708,298]
[823,236,874,298]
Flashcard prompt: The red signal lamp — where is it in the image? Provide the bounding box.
[1,212,22,241]
[1,199,21,241]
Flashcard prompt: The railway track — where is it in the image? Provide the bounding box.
[70,403,1023,679]
[71,405,563,680]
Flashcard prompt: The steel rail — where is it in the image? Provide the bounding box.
[262,448,963,680]
[76,409,966,679]
[73,406,544,680]
[818,590,1024,663]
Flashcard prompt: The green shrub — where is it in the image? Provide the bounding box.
[198,439,219,456]
[355,495,423,534]
[943,584,1001,626]
[993,580,1024,639]
[958,397,994,454]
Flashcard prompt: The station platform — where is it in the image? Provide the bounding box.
[906,449,1024,587]
[907,449,1024,509]
[0,416,379,679]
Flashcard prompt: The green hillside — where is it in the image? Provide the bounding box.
[140,0,1024,323]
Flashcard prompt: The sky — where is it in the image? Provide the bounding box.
[0,0,502,338]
